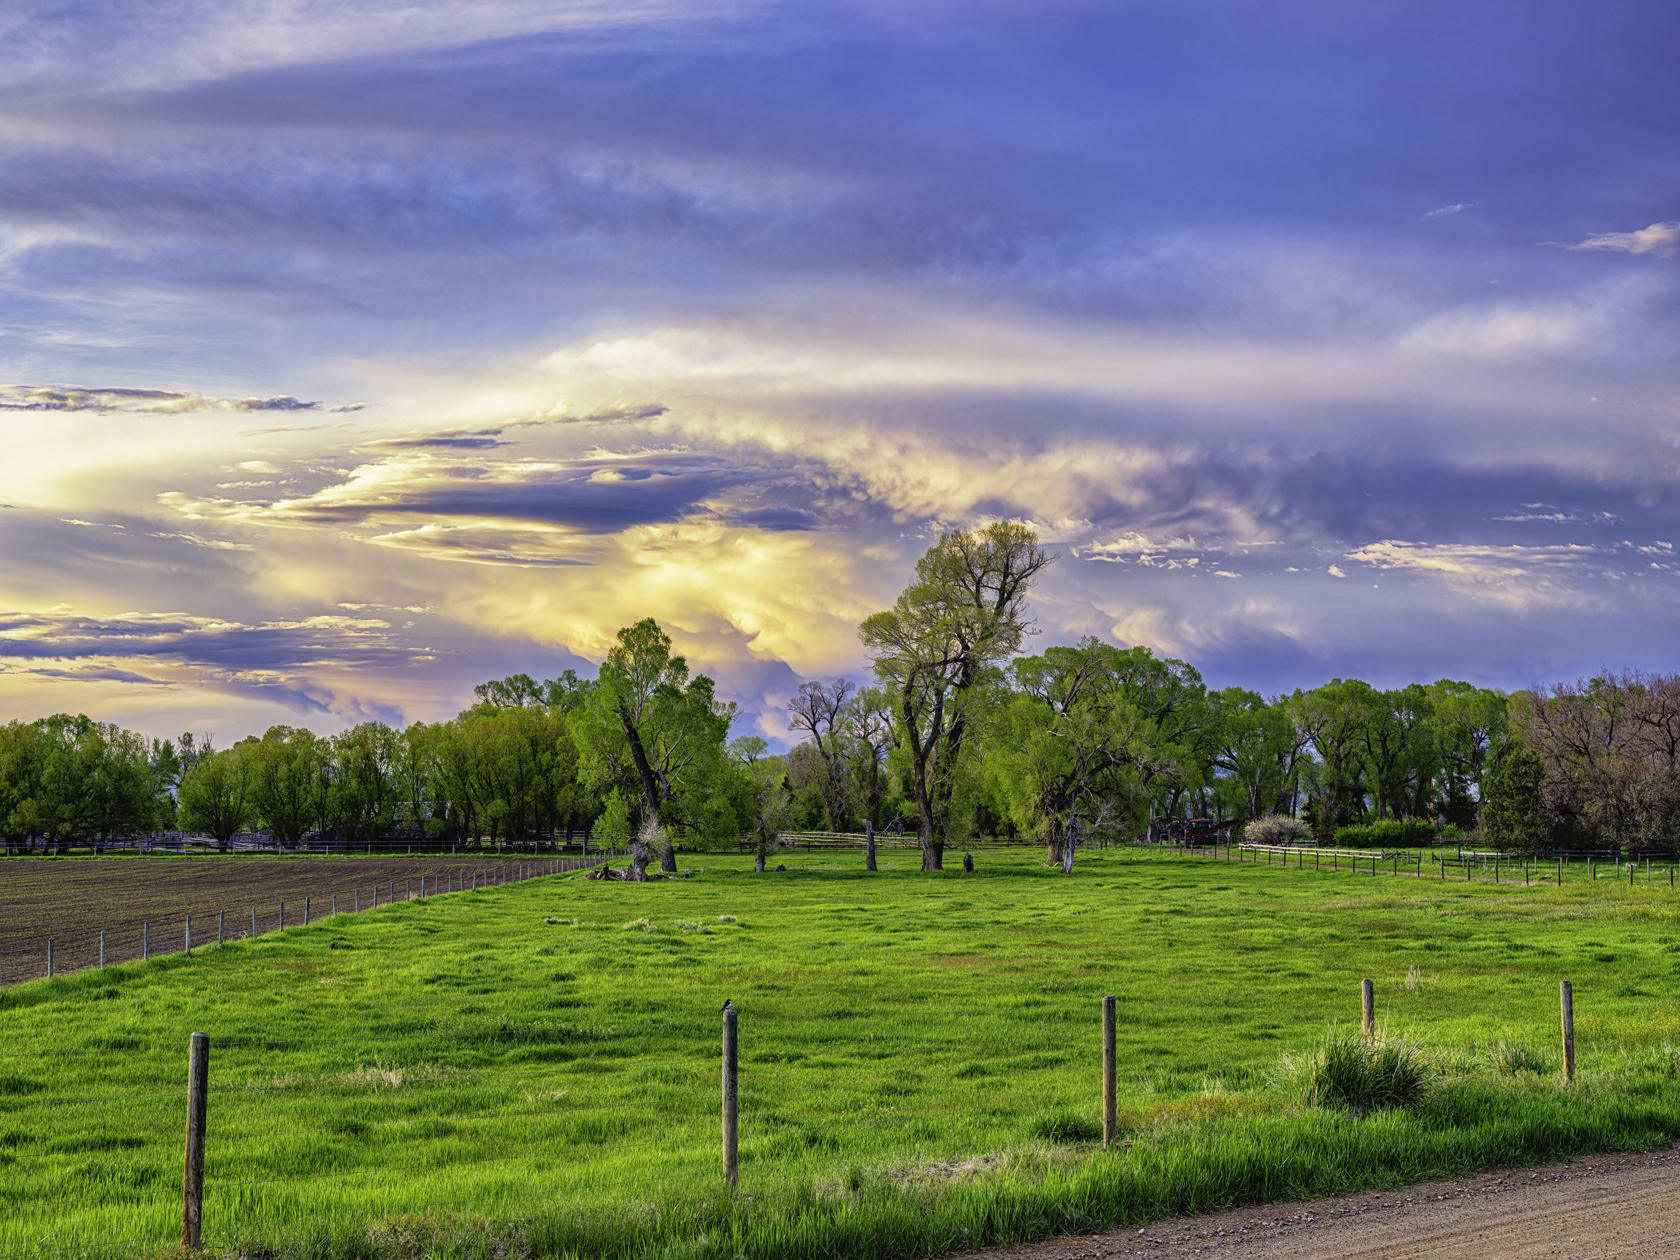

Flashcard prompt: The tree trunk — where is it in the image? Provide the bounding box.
[661,843,677,873]
[921,840,943,870]
[865,821,877,872]
[755,851,765,873]
[1062,841,1075,874]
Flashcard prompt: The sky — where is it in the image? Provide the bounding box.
[1,0,1678,747]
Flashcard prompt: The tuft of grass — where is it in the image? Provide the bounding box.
[1489,1040,1553,1076]
[1297,1029,1432,1112]
[1027,1111,1103,1143]
[621,917,657,933]
[718,914,738,923]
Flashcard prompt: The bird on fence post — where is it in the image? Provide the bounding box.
[720,998,732,1012]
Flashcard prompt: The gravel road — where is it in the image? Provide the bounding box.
[956,1146,1680,1260]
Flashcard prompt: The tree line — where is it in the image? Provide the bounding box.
[3,524,1675,868]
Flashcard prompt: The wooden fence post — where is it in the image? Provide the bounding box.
[182,1031,209,1248]
[1102,995,1118,1149]
[722,1005,739,1188]
[46,937,53,978]
[279,902,285,931]
[251,907,257,939]
[1560,981,1575,1082]
[1361,978,1375,1042]
[144,921,150,960]
[100,929,106,968]
[185,916,192,957]
[218,911,224,948]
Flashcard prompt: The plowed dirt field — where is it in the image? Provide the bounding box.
[0,855,578,985]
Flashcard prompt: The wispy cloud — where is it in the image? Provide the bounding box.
[0,386,324,414]
[1424,203,1473,219]
[1570,221,1680,256]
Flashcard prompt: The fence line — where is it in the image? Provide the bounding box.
[3,984,1593,1257]
[9,855,612,984]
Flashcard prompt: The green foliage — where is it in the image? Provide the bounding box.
[0,715,163,850]
[1333,818,1438,847]
[1482,744,1550,851]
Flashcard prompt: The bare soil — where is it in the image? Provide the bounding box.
[956,1146,1680,1260]
[0,854,568,986]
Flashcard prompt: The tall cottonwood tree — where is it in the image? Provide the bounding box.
[787,678,856,832]
[575,618,734,878]
[859,522,1053,868]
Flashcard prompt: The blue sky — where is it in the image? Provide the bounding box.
[1,0,1677,744]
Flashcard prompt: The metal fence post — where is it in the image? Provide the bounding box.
[100,929,106,968]
[722,1006,739,1188]
[1361,978,1375,1042]
[185,915,192,957]
[144,921,150,961]
[46,937,53,978]
[1561,981,1575,1082]
[182,1031,209,1248]
[1102,995,1117,1148]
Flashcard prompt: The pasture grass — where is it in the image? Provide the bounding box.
[1,846,1679,1258]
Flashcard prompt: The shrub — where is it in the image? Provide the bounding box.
[1244,814,1312,844]
[1299,1029,1432,1112]
[1334,818,1438,848]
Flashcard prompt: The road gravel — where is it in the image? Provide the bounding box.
[955,1146,1680,1260]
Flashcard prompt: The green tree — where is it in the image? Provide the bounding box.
[177,742,253,849]
[249,727,329,848]
[1426,681,1508,827]
[1207,688,1306,823]
[329,722,402,847]
[859,523,1054,868]
[1284,681,1375,830]
[574,619,734,878]
[786,678,856,832]
[1481,744,1548,850]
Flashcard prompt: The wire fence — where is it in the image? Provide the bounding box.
[0,972,1604,1260]
[2,855,611,983]
[0,1006,1080,1258]
[1214,842,1680,887]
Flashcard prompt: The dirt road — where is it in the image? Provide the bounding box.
[960,1146,1680,1260]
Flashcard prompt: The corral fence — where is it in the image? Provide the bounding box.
[0,981,1590,1258]
[1216,843,1680,887]
[17,856,610,984]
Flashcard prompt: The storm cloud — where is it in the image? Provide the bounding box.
[1,0,1678,740]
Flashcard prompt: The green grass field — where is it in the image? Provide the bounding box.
[3,846,1680,1260]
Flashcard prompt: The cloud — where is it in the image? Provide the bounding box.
[0,386,324,414]
[1570,221,1680,256]
[0,606,439,720]
[1424,203,1472,218]
[159,447,790,542]
[357,403,668,452]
